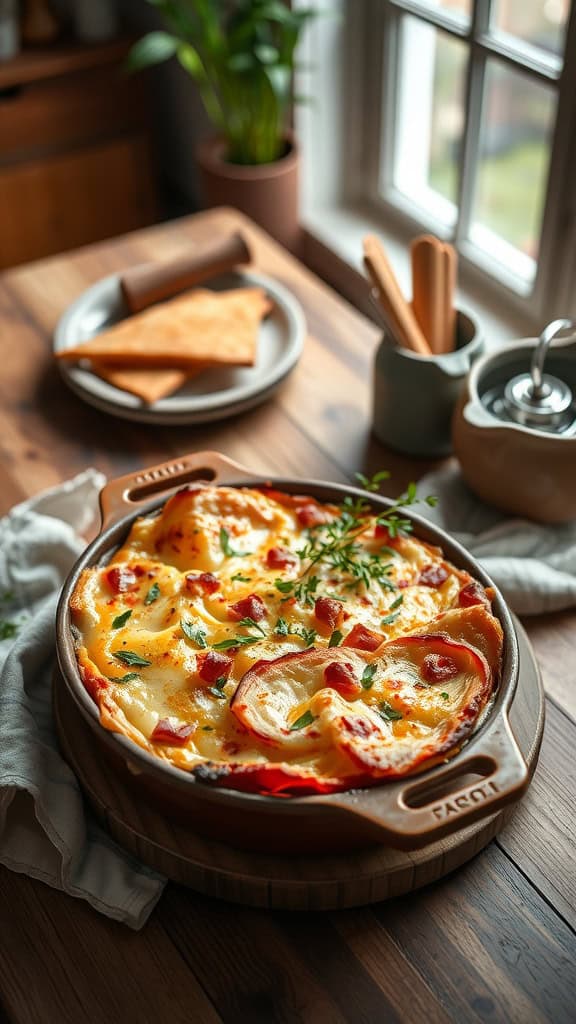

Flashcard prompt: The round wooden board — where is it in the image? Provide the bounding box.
[53,619,544,911]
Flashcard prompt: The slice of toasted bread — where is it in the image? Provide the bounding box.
[56,287,271,368]
[93,365,208,404]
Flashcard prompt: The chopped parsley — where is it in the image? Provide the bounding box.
[208,675,228,699]
[0,620,18,641]
[111,609,132,630]
[237,616,267,637]
[231,572,251,583]
[211,635,260,651]
[380,611,400,627]
[220,527,251,558]
[378,700,403,722]
[274,618,316,647]
[181,618,207,648]
[440,692,450,701]
[328,630,343,648]
[361,664,377,690]
[289,709,317,731]
[389,595,404,611]
[113,650,151,668]
[144,582,161,605]
[0,592,18,641]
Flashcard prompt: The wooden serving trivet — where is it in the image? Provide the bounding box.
[53,620,544,911]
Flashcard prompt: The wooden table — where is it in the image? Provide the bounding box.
[0,208,574,1024]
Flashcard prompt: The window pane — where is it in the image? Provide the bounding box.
[469,60,556,282]
[491,0,571,60]
[409,0,471,16]
[388,16,467,225]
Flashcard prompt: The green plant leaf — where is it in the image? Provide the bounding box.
[128,32,179,71]
[254,43,279,64]
[227,52,256,72]
[177,42,205,79]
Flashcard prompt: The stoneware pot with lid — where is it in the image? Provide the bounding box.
[452,320,576,524]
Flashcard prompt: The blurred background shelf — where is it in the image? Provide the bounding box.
[0,37,158,270]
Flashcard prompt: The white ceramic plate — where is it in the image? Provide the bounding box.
[53,270,306,424]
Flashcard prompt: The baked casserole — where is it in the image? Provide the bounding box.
[70,483,503,795]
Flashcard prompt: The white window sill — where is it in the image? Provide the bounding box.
[301,202,538,349]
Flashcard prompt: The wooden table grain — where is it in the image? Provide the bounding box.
[0,208,574,1024]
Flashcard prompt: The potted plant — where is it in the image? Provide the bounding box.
[130,0,317,251]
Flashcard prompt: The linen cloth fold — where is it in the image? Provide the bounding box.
[418,465,576,615]
[0,471,165,929]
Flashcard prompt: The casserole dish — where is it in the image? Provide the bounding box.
[56,451,528,853]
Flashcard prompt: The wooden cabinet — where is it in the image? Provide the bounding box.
[0,40,158,269]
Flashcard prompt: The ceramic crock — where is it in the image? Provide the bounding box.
[373,310,482,458]
[55,451,528,854]
[452,334,576,523]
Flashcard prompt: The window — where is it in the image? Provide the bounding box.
[297,0,576,324]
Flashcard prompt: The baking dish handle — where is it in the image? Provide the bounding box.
[99,450,257,530]
[322,715,528,850]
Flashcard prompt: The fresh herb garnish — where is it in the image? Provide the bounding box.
[0,593,18,640]
[440,692,450,700]
[381,612,400,627]
[273,471,435,607]
[389,595,404,611]
[211,635,260,651]
[0,620,18,641]
[289,709,317,731]
[378,700,403,722]
[108,672,140,683]
[201,725,214,731]
[113,650,151,667]
[237,616,267,637]
[208,675,228,699]
[144,582,161,605]
[361,664,377,690]
[231,573,251,583]
[181,618,207,648]
[220,527,251,558]
[328,630,343,648]
[274,618,316,647]
[111,609,132,629]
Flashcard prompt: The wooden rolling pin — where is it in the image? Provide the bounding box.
[120,231,252,313]
[363,235,431,356]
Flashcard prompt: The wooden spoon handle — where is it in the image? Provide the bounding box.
[441,242,458,353]
[411,234,446,354]
[363,235,431,356]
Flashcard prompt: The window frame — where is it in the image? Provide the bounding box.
[339,0,576,324]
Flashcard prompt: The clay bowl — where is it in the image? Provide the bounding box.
[452,335,576,523]
[55,451,528,854]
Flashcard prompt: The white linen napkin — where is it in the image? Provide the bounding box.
[418,465,576,615]
[0,471,165,929]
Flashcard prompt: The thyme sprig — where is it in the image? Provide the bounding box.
[274,472,437,606]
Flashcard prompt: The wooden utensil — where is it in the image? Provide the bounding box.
[411,235,446,354]
[363,235,431,356]
[120,231,251,313]
[441,241,458,353]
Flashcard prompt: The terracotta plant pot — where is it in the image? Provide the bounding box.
[196,137,300,253]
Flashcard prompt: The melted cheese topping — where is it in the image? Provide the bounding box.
[70,484,502,795]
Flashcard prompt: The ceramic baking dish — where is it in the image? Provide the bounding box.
[55,450,528,853]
